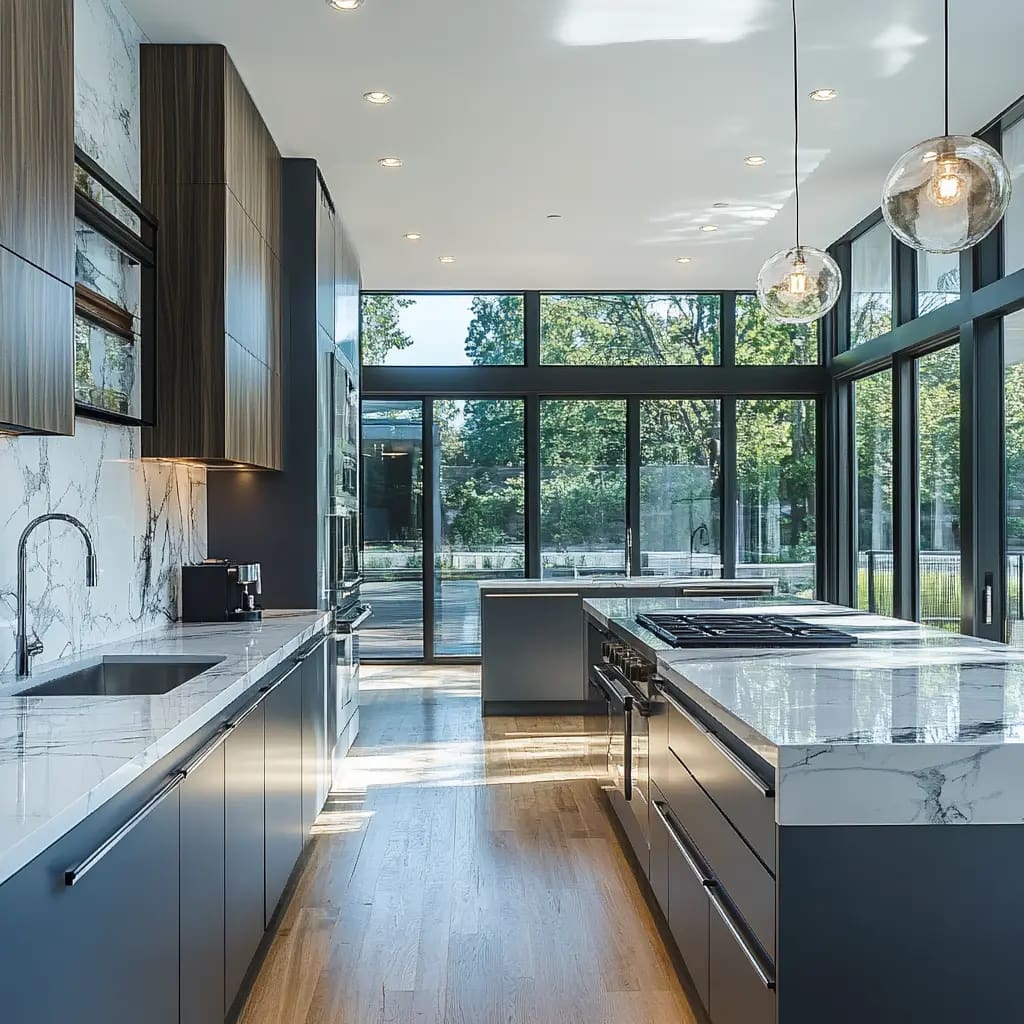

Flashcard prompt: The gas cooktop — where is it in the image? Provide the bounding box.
[635,612,858,649]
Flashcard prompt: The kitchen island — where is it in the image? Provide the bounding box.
[583,594,1024,1024]
[479,576,776,715]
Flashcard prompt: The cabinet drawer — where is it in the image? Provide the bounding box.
[651,788,710,1013]
[659,746,775,958]
[709,889,776,1024]
[663,683,776,871]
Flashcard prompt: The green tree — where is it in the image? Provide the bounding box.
[361,294,415,364]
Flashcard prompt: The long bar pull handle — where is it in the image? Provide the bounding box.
[623,701,633,801]
[652,800,711,885]
[293,636,329,663]
[179,725,233,777]
[658,683,773,798]
[984,571,994,626]
[707,886,776,990]
[703,730,774,799]
[658,685,707,734]
[65,773,184,886]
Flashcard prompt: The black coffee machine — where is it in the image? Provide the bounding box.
[181,559,263,622]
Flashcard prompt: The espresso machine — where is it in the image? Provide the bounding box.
[181,559,264,622]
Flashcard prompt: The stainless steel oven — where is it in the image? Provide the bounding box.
[589,634,654,866]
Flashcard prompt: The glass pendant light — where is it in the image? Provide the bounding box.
[756,0,842,324]
[881,0,1011,254]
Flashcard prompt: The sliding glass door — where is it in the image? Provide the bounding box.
[639,399,722,576]
[540,399,627,578]
[433,399,525,655]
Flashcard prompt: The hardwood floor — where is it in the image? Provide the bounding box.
[239,665,701,1024]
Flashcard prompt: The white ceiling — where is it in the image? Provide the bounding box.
[123,0,1024,291]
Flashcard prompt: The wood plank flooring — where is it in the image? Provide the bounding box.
[239,665,701,1024]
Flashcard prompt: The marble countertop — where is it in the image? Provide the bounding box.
[0,610,331,886]
[584,596,1024,826]
[480,576,778,592]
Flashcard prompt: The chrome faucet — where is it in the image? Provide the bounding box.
[16,514,98,678]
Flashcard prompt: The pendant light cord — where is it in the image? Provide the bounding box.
[792,0,800,247]
[943,0,949,137]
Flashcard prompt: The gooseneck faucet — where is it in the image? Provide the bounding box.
[16,514,98,679]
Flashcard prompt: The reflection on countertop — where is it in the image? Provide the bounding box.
[0,610,330,886]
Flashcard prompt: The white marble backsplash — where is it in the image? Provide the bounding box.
[0,424,207,673]
[0,0,208,672]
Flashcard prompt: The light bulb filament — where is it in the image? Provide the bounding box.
[929,155,965,207]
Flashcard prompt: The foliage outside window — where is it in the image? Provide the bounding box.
[735,293,817,364]
[361,293,524,366]
[434,399,525,655]
[1004,310,1024,645]
[640,400,722,576]
[917,345,961,632]
[541,294,720,365]
[540,400,626,576]
[917,250,960,315]
[736,399,817,596]
[850,220,893,347]
[854,371,893,614]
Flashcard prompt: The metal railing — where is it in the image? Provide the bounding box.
[859,550,1024,635]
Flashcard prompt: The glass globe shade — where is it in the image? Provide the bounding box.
[756,246,842,324]
[881,135,1012,254]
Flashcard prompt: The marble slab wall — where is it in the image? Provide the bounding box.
[0,0,208,673]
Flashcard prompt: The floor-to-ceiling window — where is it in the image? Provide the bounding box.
[639,399,722,576]
[433,399,525,654]
[849,220,893,347]
[1005,310,1024,645]
[540,399,626,577]
[736,398,817,596]
[361,289,824,660]
[916,345,961,631]
[853,371,894,614]
[361,400,425,657]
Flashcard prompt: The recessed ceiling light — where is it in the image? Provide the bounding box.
[676,257,692,264]
[364,91,391,105]
[744,155,767,166]
[327,0,363,9]
[403,232,421,240]
[698,224,719,232]
[439,256,456,264]
[378,157,403,168]
[809,88,838,102]
[712,202,729,208]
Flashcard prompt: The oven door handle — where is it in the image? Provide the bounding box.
[591,665,634,801]
[590,665,632,707]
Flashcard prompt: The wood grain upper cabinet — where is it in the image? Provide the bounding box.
[141,45,282,468]
[0,0,75,435]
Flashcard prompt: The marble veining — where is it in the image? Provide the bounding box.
[584,596,1024,826]
[0,423,207,672]
[0,611,330,886]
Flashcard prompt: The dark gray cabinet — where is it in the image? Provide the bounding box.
[224,699,266,1013]
[709,892,776,1024]
[0,770,180,1024]
[301,636,329,840]
[180,741,226,1024]
[316,185,336,337]
[264,662,304,925]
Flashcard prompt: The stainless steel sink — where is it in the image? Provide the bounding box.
[16,656,223,697]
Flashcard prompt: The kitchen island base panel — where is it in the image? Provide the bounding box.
[777,823,1024,1023]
